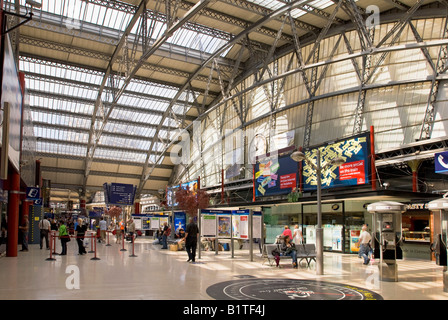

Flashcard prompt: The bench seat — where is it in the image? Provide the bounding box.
[262,243,316,267]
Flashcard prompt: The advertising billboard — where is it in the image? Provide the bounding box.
[254,152,298,197]
[302,132,370,191]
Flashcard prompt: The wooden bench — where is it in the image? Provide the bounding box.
[262,243,316,267]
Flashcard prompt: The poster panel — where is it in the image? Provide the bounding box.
[217,215,231,238]
[350,229,361,253]
[252,214,262,239]
[201,214,217,237]
[174,211,186,234]
[232,214,241,239]
[134,218,142,230]
[150,217,160,230]
[239,215,249,239]
[160,216,169,227]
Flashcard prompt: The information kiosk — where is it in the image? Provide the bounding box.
[367,201,406,282]
[427,198,448,292]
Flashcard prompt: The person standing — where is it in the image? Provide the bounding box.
[357,224,372,265]
[128,218,136,243]
[281,225,293,239]
[292,224,303,246]
[58,220,70,255]
[39,216,51,250]
[161,222,170,249]
[18,216,29,252]
[75,218,87,255]
[184,217,199,262]
[99,217,107,243]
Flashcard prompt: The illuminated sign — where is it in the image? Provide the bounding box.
[302,133,370,190]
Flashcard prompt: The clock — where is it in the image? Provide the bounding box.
[249,134,267,163]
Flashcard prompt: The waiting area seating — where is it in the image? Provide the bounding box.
[262,243,316,267]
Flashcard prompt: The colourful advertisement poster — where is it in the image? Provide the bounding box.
[350,229,361,253]
[218,215,231,238]
[302,133,370,191]
[240,215,248,239]
[255,152,298,197]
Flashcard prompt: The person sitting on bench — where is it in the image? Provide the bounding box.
[280,235,298,269]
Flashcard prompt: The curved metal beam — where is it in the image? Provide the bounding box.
[83,0,211,190]
[136,0,316,197]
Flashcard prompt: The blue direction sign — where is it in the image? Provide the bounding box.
[26,187,40,200]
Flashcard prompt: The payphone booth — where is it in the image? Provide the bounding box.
[427,198,448,292]
[367,201,405,282]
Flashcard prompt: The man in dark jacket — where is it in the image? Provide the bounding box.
[184,217,199,262]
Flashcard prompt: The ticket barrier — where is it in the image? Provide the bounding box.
[428,198,448,292]
[367,201,406,282]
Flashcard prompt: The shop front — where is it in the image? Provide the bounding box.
[260,196,437,260]
[402,202,432,260]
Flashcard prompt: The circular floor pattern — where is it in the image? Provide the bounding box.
[206,278,383,300]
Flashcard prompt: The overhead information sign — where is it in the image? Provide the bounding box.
[103,183,136,205]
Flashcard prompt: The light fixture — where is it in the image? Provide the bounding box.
[290,150,306,162]
[329,156,345,167]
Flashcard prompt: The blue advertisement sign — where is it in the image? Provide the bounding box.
[173,211,186,234]
[435,151,448,175]
[302,133,370,191]
[255,154,298,197]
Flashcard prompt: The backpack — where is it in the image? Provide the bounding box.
[166,227,171,236]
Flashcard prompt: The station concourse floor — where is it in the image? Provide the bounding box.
[0,236,447,301]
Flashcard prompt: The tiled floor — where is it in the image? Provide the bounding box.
[0,237,447,300]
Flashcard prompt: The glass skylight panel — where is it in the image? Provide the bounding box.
[246,0,284,11]
[309,0,334,10]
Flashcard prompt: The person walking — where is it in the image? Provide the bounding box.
[184,217,199,262]
[58,220,70,255]
[357,224,372,265]
[39,216,51,250]
[18,216,29,252]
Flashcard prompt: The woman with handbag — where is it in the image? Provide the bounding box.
[58,220,70,255]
